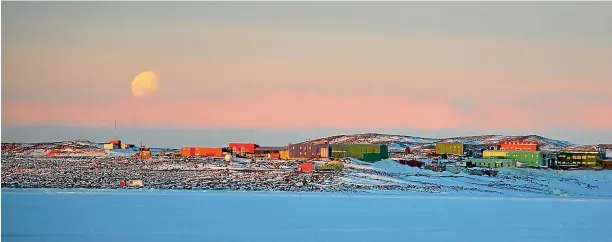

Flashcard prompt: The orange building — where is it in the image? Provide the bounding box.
[182,147,224,157]
[499,140,539,151]
[229,143,259,156]
[194,147,223,157]
[181,147,195,157]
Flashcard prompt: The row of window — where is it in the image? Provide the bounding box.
[558,155,597,159]
[558,161,596,165]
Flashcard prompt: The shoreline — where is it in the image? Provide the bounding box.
[3,187,612,203]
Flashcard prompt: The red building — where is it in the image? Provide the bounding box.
[297,162,314,172]
[499,140,539,151]
[229,143,259,155]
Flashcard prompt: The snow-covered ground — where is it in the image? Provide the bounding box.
[341,159,612,199]
[2,189,610,242]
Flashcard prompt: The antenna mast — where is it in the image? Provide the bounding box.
[114,120,117,140]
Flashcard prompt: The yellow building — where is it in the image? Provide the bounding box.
[280,150,290,160]
[483,150,508,158]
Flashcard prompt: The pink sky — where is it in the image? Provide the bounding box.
[3,3,612,134]
[4,92,612,132]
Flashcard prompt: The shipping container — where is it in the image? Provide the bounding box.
[109,139,122,146]
[606,149,612,159]
[483,150,508,158]
[317,160,344,171]
[288,143,330,159]
[297,162,314,172]
[279,150,290,160]
[499,140,539,151]
[139,151,151,159]
[181,147,196,157]
[330,144,388,162]
[603,160,612,170]
[268,153,281,159]
[103,143,116,150]
[128,179,143,187]
[435,143,464,155]
[229,143,259,155]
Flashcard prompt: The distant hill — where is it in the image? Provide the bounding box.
[303,133,574,152]
[1,133,577,156]
[0,139,176,157]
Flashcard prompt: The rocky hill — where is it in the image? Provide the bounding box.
[304,133,574,152]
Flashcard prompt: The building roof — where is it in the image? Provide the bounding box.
[435,142,463,144]
[598,144,612,149]
[255,146,285,151]
[560,145,600,153]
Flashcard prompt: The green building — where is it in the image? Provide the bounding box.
[557,151,601,168]
[506,151,543,168]
[435,142,464,155]
[331,144,389,162]
[469,158,516,169]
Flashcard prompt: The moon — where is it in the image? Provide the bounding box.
[131,71,160,97]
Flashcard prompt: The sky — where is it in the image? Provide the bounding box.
[2,2,612,147]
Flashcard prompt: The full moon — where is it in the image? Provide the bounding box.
[131,71,160,97]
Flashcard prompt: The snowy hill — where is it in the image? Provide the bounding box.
[1,133,576,156]
[342,159,612,199]
[1,139,105,156]
[1,139,178,157]
[305,133,574,152]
